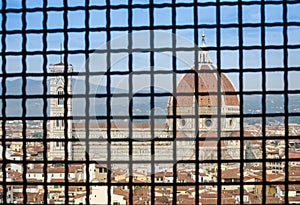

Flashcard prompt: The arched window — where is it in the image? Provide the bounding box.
[57,88,64,105]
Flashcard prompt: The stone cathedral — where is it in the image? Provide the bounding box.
[49,36,249,164]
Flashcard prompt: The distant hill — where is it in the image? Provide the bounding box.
[0,79,169,119]
[0,79,299,124]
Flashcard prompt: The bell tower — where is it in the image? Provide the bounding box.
[49,61,73,160]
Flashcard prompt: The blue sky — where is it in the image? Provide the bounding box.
[1,0,300,91]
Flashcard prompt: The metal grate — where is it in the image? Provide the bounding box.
[1,0,300,204]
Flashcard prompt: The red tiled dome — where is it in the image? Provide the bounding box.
[168,64,239,108]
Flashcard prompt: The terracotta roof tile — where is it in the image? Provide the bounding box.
[168,65,239,108]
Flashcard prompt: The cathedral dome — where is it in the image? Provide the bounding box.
[167,34,239,110]
[170,64,239,108]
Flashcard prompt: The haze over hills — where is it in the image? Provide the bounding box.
[1,79,300,124]
[0,79,169,120]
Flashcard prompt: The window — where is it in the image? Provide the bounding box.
[205,119,212,127]
[57,88,64,105]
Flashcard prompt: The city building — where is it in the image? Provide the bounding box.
[49,35,251,165]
